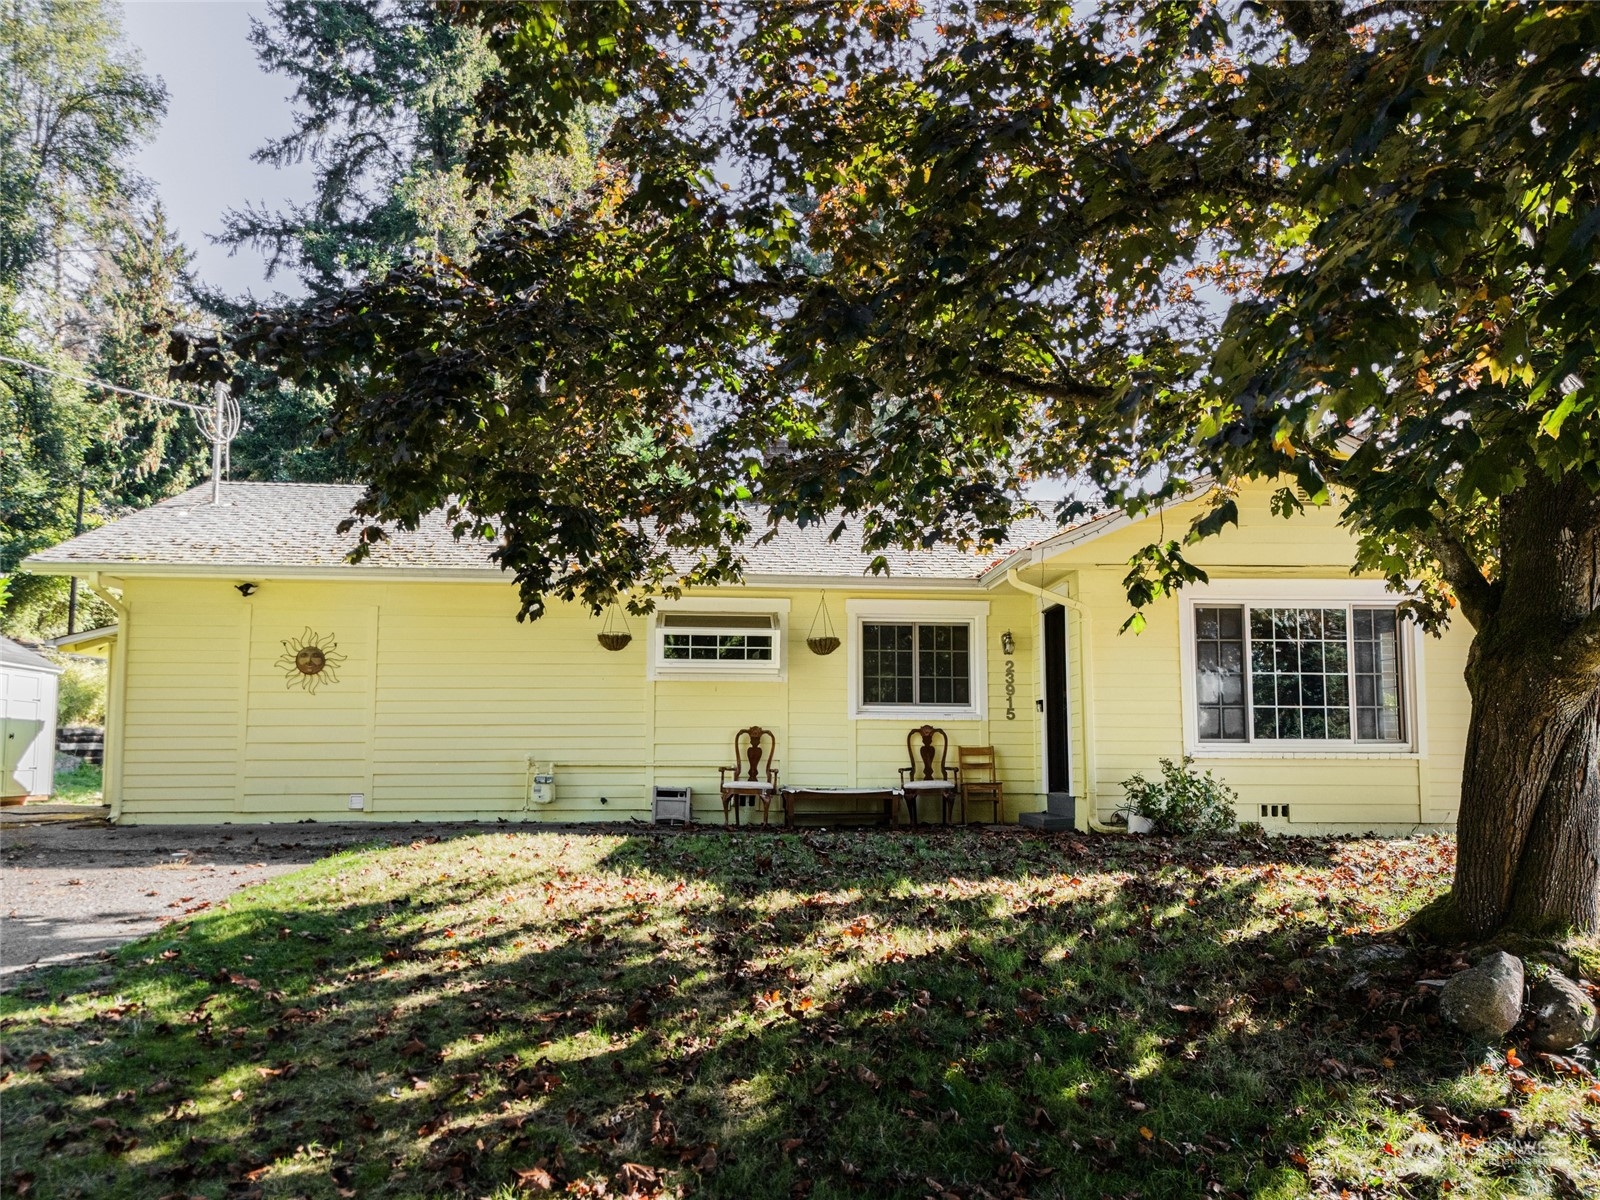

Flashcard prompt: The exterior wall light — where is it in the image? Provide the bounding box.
[236,582,258,597]
[1001,630,1015,655]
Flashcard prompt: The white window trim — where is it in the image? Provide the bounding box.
[1177,579,1424,758]
[648,597,790,682]
[846,598,988,720]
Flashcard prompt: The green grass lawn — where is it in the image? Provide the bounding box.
[3,829,1597,1199]
[51,762,104,805]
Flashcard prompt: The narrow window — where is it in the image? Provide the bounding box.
[655,613,780,673]
[1194,606,1246,741]
[1353,608,1404,741]
[862,622,972,707]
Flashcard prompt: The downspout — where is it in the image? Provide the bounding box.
[1003,564,1118,833]
[84,573,129,823]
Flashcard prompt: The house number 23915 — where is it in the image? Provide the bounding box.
[1004,659,1016,720]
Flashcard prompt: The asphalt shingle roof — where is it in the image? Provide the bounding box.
[2,636,62,673]
[24,482,1070,581]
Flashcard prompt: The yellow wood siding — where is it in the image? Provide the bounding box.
[106,482,1472,830]
[112,580,1046,824]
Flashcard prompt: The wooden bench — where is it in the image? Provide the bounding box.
[780,787,901,828]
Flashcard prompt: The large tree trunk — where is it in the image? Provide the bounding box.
[1450,475,1600,939]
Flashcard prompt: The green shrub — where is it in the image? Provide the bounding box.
[56,658,107,727]
[1118,756,1239,836]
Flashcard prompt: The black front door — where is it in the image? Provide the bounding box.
[1043,605,1070,794]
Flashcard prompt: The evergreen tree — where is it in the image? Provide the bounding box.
[0,0,166,318]
[220,0,599,294]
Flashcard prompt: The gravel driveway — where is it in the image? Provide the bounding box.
[0,819,380,982]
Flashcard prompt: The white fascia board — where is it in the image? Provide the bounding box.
[979,482,1216,588]
[741,573,985,591]
[19,559,512,583]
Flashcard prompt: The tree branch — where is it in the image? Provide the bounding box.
[1425,525,1498,630]
[982,365,1111,405]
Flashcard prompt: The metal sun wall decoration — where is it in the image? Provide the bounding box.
[275,627,347,694]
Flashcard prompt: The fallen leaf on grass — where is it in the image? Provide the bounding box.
[617,1163,659,1188]
[514,1166,555,1192]
[626,998,652,1028]
[25,1052,51,1071]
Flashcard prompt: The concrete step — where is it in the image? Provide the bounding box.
[1017,811,1077,832]
[1045,792,1076,818]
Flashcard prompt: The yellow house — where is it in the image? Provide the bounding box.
[21,480,1472,830]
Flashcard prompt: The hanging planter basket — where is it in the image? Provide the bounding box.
[597,604,633,652]
[805,593,840,655]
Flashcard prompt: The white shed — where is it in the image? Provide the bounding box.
[2,636,63,802]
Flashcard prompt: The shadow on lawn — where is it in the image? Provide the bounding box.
[1,828,1554,1200]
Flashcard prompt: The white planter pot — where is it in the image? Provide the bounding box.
[1125,814,1155,834]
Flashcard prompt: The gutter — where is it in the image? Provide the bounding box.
[20,560,988,592]
[1003,564,1117,834]
[82,574,129,823]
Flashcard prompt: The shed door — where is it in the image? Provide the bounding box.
[3,670,48,798]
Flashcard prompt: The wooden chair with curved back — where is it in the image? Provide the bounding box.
[899,725,960,826]
[719,725,780,826]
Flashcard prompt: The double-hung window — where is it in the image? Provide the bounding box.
[1193,601,1406,747]
[847,600,988,719]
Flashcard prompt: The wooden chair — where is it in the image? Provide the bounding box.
[957,745,1003,824]
[899,725,960,826]
[719,726,779,826]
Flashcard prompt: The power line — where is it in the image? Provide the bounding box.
[0,352,210,414]
[0,351,242,503]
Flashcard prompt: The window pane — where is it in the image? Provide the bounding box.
[663,630,775,664]
[1194,606,1246,741]
[862,623,914,705]
[1249,606,1352,741]
[1353,608,1403,741]
[915,624,970,706]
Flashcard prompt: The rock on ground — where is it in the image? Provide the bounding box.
[1439,951,1524,1039]
[1529,972,1598,1052]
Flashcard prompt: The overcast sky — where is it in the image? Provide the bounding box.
[121,0,314,299]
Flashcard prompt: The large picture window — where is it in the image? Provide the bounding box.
[1194,603,1405,745]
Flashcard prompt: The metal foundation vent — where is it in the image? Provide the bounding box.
[1259,803,1291,820]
